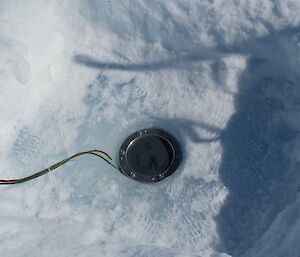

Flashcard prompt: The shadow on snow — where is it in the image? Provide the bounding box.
[75,26,300,256]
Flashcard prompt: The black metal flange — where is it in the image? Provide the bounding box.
[118,128,182,182]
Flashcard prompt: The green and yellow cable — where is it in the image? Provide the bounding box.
[0,149,118,185]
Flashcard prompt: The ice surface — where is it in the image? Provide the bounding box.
[0,1,300,257]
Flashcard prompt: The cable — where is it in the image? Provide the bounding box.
[0,149,118,185]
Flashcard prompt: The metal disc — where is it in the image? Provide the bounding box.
[119,128,182,182]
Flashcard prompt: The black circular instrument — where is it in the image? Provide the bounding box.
[119,128,182,182]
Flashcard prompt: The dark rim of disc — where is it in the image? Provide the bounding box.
[119,128,182,182]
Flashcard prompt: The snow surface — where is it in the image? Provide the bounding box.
[0,0,300,256]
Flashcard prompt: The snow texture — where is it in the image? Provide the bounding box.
[0,0,300,257]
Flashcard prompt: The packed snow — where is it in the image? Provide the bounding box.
[0,1,300,256]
